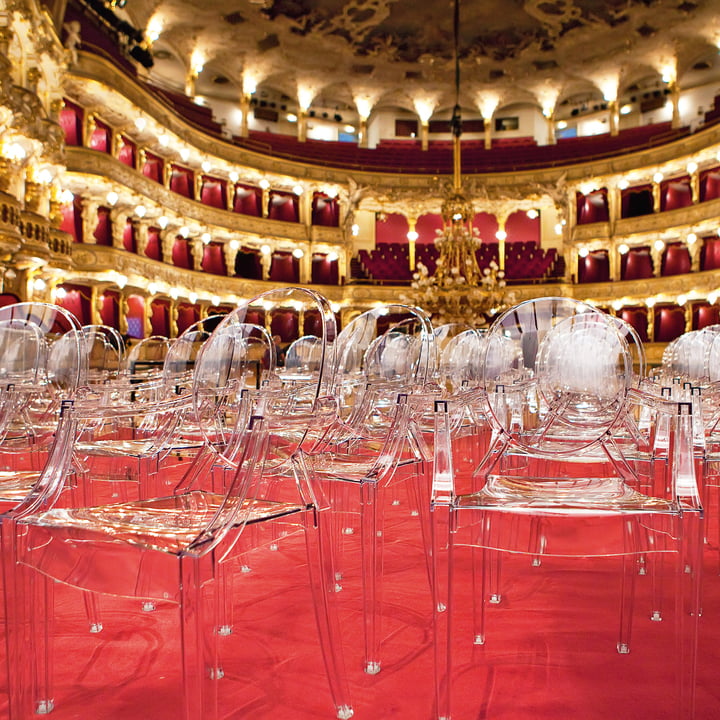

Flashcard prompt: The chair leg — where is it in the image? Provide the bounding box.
[677,511,703,720]
[432,503,453,720]
[302,507,354,719]
[360,481,383,675]
[2,521,55,719]
[618,519,637,654]
[3,520,31,720]
[29,570,54,715]
[83,591,103,633]
[179,557,218,720]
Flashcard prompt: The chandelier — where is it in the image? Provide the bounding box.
[406,0,512,327]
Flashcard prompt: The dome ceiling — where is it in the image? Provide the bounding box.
[123,0,720,114]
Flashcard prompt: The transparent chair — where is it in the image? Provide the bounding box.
[4,288,353,720]
[125,334,172,383]
[431,297,703,720]
[0,303,84,714]
[310,303,437,674]
[285,334,324,374]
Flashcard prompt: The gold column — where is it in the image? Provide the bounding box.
[483,116,492,149]
[545,113,556,145]
[239,94,251,138]
[420,121,429,151]
[298,111,308,143]
[91,285,102,325]
[407,218,417,271]
[608,100,619,136]
[358,117,368,148]
[690,168,699,204]
[170,299,179,338]
[670,82,681,129]
[496,216,508,271]
[646,305,655,342]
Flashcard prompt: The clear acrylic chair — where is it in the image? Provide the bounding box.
[431,297,703,720]
[4,288,353,720]
[310,303,437,674]
[0,303,84,714]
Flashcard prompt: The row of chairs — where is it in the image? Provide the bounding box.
[0,292,707,719]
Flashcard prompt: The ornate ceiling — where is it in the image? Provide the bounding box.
[120,0,720,115]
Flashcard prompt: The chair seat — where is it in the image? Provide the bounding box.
[458,474,677,513]
[24,490,305,554]
[0,469,41,502]
[75,439,164,458]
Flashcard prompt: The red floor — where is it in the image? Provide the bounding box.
[1,482,719,720]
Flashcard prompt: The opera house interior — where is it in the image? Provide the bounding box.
[1,0,720,718]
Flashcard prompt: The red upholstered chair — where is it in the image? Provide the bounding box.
[142,153,164,183]
[117,136,136,167]
[145,228,162,261]
[150,298,171,337]
[232,185,262,216]
[312,193,339,226]
[60,196,83,243]
[661,179,693,211]
[169,165,194,199]
[701,237,720,270]
[269,251,299,282]
[93,207,112,246]
[622,247,653,280]
[577,191,609,224]
[693,302,720,330]
[618,307,649,342]
[60,101,82,146]
[200,176,227,209]
[661,243,691,276]
[654,305,687,342]
[700,171,720,202]
[268,192,299,222]
[123,219,137,253]
[201,243,227,275]
[172,237,194,269]
[88,120,110,153]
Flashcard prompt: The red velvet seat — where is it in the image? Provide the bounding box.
[661,243,691,276]
[578,250,610,283]
[60,101,83,146]
[122,219,136,253]
[233,185,262,216]
[93,207,112,246]
[654,305,686,342]
[622,247,653,280]
[142,153,164,183]
[117,136,136,167]
[661,179,692,211]
[169,165,194,198]
[200,177,227,209]
[88,120,110,153]
[145,228,162,261]
[172,237,193,269]
[617,307,649,342]
[150,298,171,336]
[201,243,227,275]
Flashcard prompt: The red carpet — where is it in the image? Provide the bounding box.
[1,479,720,720]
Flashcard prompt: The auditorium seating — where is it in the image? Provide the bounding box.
[232,124,689,174]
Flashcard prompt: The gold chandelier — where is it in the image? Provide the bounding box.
[406,0,511,327]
